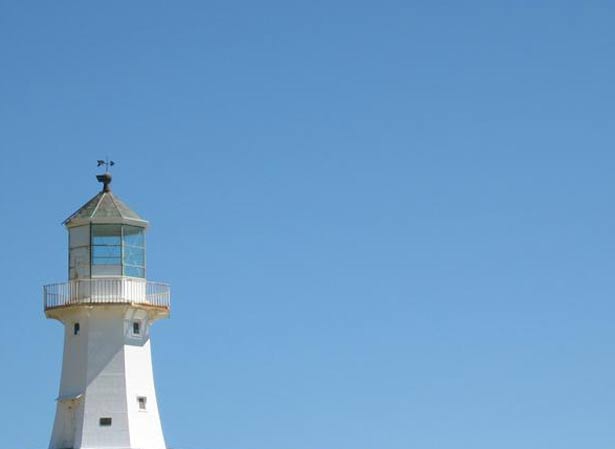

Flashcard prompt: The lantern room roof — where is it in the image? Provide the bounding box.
[63,190,148,228]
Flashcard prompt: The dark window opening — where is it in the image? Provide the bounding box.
[74,323,80,335]
[138,396,147,410]
[99,417,112,426]
[133,321,141,335]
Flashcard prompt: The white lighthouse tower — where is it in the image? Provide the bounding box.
[43,169,170,449]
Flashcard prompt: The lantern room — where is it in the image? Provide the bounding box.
[63,173,148,280]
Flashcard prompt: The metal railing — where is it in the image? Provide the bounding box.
[43,278,171,311]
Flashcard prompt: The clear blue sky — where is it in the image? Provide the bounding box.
[1,1,614,448]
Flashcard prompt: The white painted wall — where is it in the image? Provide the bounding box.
[49,305,167,449]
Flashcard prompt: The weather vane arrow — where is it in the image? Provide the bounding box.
[97,157,115,173]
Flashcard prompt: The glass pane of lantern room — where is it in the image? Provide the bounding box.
[91,225,122,276]
[92,245,122,260]
[123,226,145,247]
[92,225,122,245]
[124,266,145,278]
[123,225,145,278]
[123,246,144,266]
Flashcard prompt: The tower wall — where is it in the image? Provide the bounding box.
[48,306,166,449]
[125,340,166,449]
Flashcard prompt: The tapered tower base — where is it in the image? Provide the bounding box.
[48,304,167,449]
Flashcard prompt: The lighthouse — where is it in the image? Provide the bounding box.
[43,170,170,449]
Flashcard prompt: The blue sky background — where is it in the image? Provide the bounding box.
[1,1,615,448]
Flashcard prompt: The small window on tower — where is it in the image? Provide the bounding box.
[74,323,80,335]
[133,321,141,335]
[137,396,147,410]
[99,417,112,426]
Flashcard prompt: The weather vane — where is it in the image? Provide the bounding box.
[97,157,115,173]
[96,158,115,192]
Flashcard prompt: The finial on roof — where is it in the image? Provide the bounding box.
[96,158,115,192]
